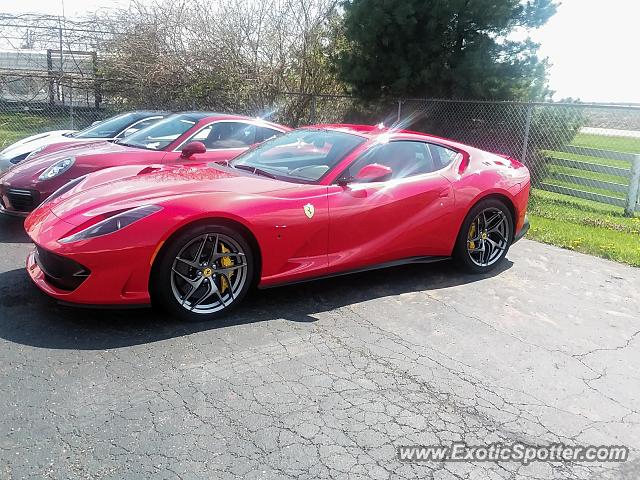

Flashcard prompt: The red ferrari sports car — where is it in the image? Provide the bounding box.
[0,113,289,216]
[24,124,530,321]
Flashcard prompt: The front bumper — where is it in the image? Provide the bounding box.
[27,245,152,306]
[27,250,82,301]
[25,207,156,306]
[0,184,40,217]
[513,215,530,244]
[0,200,29,218]
[33,245,91,291]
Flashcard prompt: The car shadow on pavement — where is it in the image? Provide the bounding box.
[0,259,512,350]
[0,215,30,243]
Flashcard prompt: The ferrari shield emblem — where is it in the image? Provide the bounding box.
[304,203,315,219]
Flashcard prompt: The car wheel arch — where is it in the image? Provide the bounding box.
[149,216,263,289]
[464,192,517,239]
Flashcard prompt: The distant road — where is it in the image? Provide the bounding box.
[581,126,640,138]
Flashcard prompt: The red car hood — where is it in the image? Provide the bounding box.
[46,163,294,225]
[38,139,109,156]
[0,141,165,185]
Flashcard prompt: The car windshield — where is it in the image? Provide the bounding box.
[118,114,198,150]
[74,113,141,139]
[229,129,366,182]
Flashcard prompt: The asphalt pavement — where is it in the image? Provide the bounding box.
[1,214,639,479]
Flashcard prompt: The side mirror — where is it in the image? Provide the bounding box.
[354,163,393,183]
[181,141,207,158]
[91,120,101,126]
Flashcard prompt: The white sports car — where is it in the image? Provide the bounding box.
[0,111,167,173]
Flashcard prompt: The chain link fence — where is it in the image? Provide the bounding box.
[1,88,639,216]
[311,96,640,216]
[392,99,640,216]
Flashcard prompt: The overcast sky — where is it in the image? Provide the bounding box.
[3,0,639,103]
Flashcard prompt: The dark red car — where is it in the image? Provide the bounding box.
[25,124,530,321]
[0,113,289,216]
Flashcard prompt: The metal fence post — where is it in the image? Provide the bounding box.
[520,103,533,164]
[69,83,74,129]
[310,94,317,123]
[625,154,640,217]
[46,49,55,106]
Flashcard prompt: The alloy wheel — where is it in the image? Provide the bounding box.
[466,207,510,267]
[170,233,248,314]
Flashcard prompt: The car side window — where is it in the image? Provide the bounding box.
[254,127,283,143]
[342,141,437,182]
[186,122,257,150]
[341,141,461,182]
[429,144,461,170]
[119,117,161,138]
[191,125,212,142]
[205,122,256,149]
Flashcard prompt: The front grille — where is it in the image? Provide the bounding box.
[35,245,90,291]
[7,188,39,212]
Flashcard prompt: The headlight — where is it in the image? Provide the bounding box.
[59,205,162,244]
[39,157,75,180]
[25,145,47,161]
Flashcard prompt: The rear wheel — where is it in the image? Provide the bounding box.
[151,223,254,322]
[453,199,513,274]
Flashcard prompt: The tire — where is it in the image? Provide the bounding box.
[453,198,514,274]
[151,223,255,322]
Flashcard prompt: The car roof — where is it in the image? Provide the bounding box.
[305,123,468,150]
[125,110,171,117]
[120,111,257,120]
[171,112,290,131]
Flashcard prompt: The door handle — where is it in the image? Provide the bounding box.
[438,188,449,198]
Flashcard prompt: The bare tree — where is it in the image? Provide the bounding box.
[98,0,345,122]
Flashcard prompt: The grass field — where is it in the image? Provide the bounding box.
[527,189,640,266]
[573,132,640,153]
[529,131,640,266]
[541,132,639,199]
[0,112,71,150]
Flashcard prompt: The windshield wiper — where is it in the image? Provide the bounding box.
[233,164,277,179]
[115,141,149,150]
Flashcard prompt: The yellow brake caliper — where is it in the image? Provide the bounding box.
[219,242,234,293]
[468,222,477,250]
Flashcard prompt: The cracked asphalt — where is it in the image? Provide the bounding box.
[1,214,639,479]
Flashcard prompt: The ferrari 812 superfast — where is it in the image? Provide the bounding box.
[24,124,530,321]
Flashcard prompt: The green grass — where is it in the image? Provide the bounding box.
[0,112,70,150]
[547,163,628,186]
[530,132,640,266]
[537,131,639,206]
[544,149,631,168]
[573,132,640,154]
[527,189,640,267]
[543,178,627,200]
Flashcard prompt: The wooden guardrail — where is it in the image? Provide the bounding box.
[541,145,640,216]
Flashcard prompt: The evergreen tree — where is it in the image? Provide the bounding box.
[335,0,558,100]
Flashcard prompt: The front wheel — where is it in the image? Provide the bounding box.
[453,199,513,274]
[151,223,254,322]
